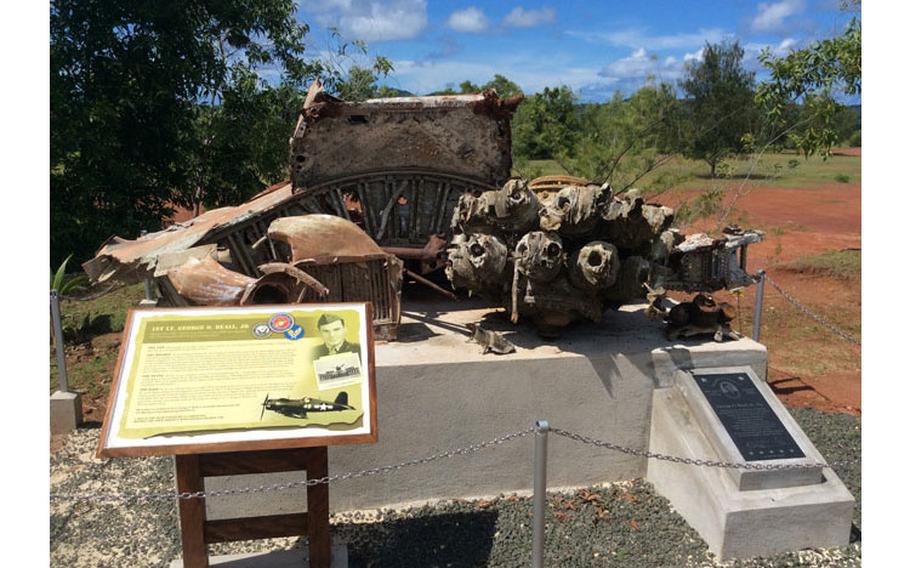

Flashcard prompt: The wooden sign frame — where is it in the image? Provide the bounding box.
[97,302,378,458]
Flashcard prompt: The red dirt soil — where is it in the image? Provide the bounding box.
[668,179,861,414]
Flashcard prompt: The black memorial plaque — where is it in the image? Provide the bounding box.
[692,372,805,461]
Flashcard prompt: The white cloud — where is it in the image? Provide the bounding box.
[776,37,797,52]
[741,38,799,70]
[503,6,556,28]
[568,27,730,50]
[751,0,805,32]
[597,47,691,88]
[386,56,601,96]
[446,7,489,33]
[683,48,704,63]
[302,0,428,42]
[603,48,656,78]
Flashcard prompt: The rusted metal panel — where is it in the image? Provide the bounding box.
[268,214,384,262]
[291,81,517,194]
[83,184,296,285]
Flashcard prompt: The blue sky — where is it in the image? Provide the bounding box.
[296,1,859,101]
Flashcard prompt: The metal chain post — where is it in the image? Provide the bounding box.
[532,420,549,568]
[140,229,155,302]
[752,270,765,342]
[50,289,69,393]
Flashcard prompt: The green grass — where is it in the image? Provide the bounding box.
[515,152,862,193]
[59,283,145,338]
[780,249,861,280]
[50,349,120,399]
[50,283,145,397]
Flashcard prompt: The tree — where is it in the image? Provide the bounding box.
[337,66,381,102]
[50,1,388,267]
[561,82,687,190]
[335,59,392,102]
[482,74,522,98]
[756,17,860,156]
[512,86,580,160]
[459,80,481,94]
[679,41,757,177]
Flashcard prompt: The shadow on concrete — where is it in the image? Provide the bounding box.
[394,321,442,343]
[340,510,499,568]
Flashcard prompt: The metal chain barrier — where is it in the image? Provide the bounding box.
[764,274,861,345]
[49,427,536,504]
[549,427,856,471]
[51,423,859,505]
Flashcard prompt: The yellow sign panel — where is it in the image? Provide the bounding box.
[98,303,376,457]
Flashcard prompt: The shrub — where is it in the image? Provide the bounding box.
[848,129,861,147]
[50,254,87,295]
[782,250,860,280]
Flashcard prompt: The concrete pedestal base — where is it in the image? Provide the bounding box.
[647,387,854,560]
[212,300,765,513]
[50,390,82,435]
[169,544,347,568]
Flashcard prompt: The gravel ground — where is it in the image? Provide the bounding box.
[50,408,860,567]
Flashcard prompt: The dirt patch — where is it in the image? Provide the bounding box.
[831,147,861,157]
[667,181,861,414]
[57,332,122,424]
[768,369,860,416]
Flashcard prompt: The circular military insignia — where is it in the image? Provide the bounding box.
[284,324,304,340]
[269,313,294,333]
[252,323,272,338]
[719,380,741,399]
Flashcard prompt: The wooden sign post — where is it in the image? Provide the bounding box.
[175,447,330,568]
[97,303,378,568]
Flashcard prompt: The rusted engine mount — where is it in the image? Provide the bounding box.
[446,177,762,336]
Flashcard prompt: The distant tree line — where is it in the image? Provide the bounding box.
[506,34,860,184]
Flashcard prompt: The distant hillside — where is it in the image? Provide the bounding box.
[375,87,415,97]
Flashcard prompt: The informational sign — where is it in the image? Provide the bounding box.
[692,371,804,461]
[98,303,377,457]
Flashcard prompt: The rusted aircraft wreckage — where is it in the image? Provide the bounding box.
[84,81,762,341]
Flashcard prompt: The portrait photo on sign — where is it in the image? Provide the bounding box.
[97,302,377,457]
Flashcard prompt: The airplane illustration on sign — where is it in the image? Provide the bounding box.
[259,391,354,419]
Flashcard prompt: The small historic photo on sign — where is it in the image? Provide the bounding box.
[313,352,363,390]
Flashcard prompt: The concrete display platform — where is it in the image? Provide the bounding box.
[210,299,766,514]
[170,544,347,568]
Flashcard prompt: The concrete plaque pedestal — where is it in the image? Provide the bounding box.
[647,376,854,559]
[169,544,348,568]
